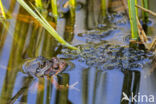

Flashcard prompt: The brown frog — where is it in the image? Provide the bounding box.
[22,56,67,77]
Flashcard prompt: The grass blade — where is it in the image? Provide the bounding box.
[35,0,42,8]
[0,0,6,19]
[69,0,76,17]
[141,0,149,23]
[51,0,58,21]
[17,0,78,50]
[128,0,138,40]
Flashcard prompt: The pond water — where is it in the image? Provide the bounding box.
[0,0,156,104]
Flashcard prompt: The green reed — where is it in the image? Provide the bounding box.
[17,0,78,50]
[128,0,139,40]
[141,0,149,23]
[101,0,106,17]
[51,0,58,21]
[0,0,6,19]
[69,0,76,17]
[35,0,43,8]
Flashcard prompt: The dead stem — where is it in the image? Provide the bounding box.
[135,4,156,51]
[136,4,156,17]
[136,17,148,43]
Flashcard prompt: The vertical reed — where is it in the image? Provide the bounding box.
[101,0,106,17]
[128,0,139,40]
[51,0,58,21]
[141,0,149,24]
[0,0,6,19]
[69,0,76,18]
[35,0,42,8]
[17,0,78,50]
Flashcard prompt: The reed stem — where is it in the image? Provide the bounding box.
[0,0,6,19]
[141,0,149,23]
[69,0,76,18]
[35,0,42,8]
[128,0,139,40]
[17,0,78,50]
[101,0,106,17]
[51,0,58,21]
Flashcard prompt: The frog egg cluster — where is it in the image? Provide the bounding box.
[61,42,153,71]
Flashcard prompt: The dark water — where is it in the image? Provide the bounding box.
[0,0,156,104]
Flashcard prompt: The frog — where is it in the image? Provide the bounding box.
[22,56,67,77]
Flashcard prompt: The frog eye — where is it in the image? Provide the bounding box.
[36,68,40,73]
[38,62,46,68]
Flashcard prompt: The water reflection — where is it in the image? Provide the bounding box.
[0,0,73,103]
[0,0,156,104]
[8,77,33,104]
[5,73,70,104]
[121,70,140,104]
[55,74,69,104]
[81,68,142,104]
[82,68,124,104]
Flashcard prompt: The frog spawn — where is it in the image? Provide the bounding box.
[61,42,153,71]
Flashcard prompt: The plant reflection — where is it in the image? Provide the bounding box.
[81,68,141,104]
[0,0,75,103]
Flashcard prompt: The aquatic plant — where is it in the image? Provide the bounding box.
[69,0,76,9]
[136,4,156,17]
[135,5,156,50]
[35,0,42,8]
[141,0,149,24]
[0,0,6,19]
[101,0,106,16]
[128,0,139,40]
[69,0,76,17]
[51,0,58,21]
[17,0,78,50]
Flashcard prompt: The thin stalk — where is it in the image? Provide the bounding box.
[51,0,58,22]
[136,4,156,17]
[135,0,138,16]
[141,0,149,23]
[69,0,76,9]
[69,0,76,17]
[128,0,138,40]
[17,0,78,50]
[35,0,42,8]
[0,0,6,19]
[101,0,106,17]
